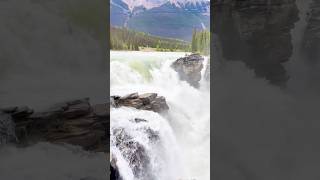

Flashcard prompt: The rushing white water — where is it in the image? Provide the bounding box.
[286,0,313,94]
[110,51,210,180]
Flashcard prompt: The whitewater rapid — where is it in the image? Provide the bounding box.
[110,51,210,180]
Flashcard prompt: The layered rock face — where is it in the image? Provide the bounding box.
[0,112,16,145]
[112,127,157,180]
[110,153,122,180]
[0,98,108,152]
[110,92,169,180]
[213,0,299,85]
[171,54,204,87]
[111,93,169,113]
[303,0,320,63]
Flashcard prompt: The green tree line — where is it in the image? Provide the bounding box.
[110,26,191,51]
[191,29,210,55]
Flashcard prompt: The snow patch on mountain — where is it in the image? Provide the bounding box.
[169,0,209,8]
[121,0,164,11]
[114,0,210,11]
[111,0,130,12]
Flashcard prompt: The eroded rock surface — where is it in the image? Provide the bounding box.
[213,0,299,85]
[0,98,108,152]
[303,0,320,63]
[111,125,160,180]
[110,153,123,180]
[171,53,204,87]
[111,93,169,113]
[0,112,16,145]
[112,128,153,180]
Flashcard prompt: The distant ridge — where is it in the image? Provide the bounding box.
[110,0,210,41]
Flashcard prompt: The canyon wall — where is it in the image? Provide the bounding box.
[213,0,299,85]
[303,0,320,64]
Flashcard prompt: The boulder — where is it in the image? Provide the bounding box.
[111,93,169,113]
[133,118,147,123]
[0,112,17,145]
[110,153,123,180]
[11,106,34,119]
[92,104,108,118]
[0,98,108,152]
[171,53,204,88]
[62,98,91,119]
[112,128,154,180]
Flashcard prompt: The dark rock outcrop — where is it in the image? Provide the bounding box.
[0,112,16,145]
[171,54,204,88]
[213,0,299,86]
[111,126,159,180]
[303,0,320,64]
[0,98,109,152]
[110,154,123,180]
[111,93,169,113]
[110,93,168,179]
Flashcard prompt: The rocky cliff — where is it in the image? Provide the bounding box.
[111,93,169,113]
[303,0,320,63]
[171,54,204,88]
[0,98,109,152]
[110,92,170,180]
[213,0,299,85]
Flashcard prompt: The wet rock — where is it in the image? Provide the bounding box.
[139,93,157,104]
[62,99,91,119]
[303,1,320,63]
[112,128,154,180]
[11,106,34,119]
[111,93,169,113]
[0,106,18,113]
[171,53,204,88]
[92,104,108,118]
[110,153,123,180]
[0,98,108,152]
[110,96,121,107]
[213,0,299,85]
[134,118,147,123]
[0,112,17,145]
[145,128,160,142]
[28,108,63,120]
[120,93,139,100]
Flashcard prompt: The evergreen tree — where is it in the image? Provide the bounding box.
[191,29,210,55]
[110,26,190,51]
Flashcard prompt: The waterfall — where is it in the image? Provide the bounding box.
[286,0,313,93]
[110,51,210,180]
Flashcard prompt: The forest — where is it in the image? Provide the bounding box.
[191,29,210,55]
[110,26,190,51]
[110,26,210,55]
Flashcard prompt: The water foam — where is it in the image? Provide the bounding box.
[110,51,210,180]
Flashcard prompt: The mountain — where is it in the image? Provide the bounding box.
[168,0,210,14]
[110,0,210,41]
[121,0,164,10]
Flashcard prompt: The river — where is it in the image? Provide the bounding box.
[110,51,210,180]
